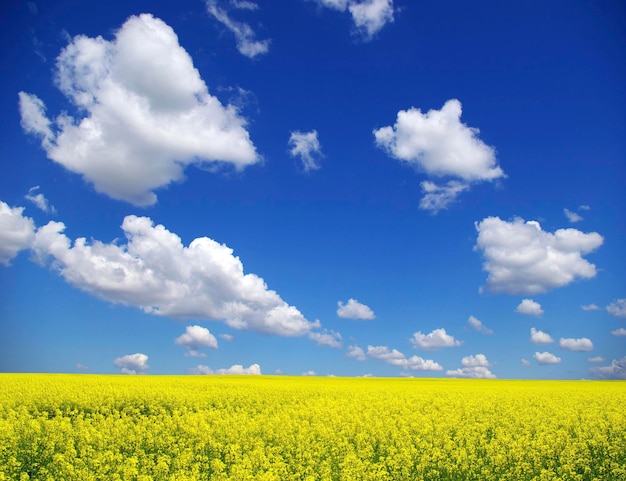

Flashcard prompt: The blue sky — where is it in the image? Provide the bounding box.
[1,0,624,378]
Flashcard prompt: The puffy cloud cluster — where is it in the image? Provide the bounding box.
[516,299,543,316]
[410,328,462,350]
[175,325,219,357]
[346,345,366,361]
[336,298,375,320]
[530,328,554,344]
[612,328,626,337]
[190,363,261,375]
[0,201,35,265]
[308,329,343,348]
[365,345,442,371]
[418,180,469,213]
[19,14,259,206]
[533,351,561,365]
[446,354,496,379]
[559,337,593,352]
[607,299,626,318]
[23,211,317,337]
[206,0,270,58]
[475,217,603,294]
[590,357,626,380]
[374,99,504,212]
[114,353,149,374]
[467,315,493,335]
[288,130,323,172]
[314,0,395,40]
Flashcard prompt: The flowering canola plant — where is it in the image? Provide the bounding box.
[0,374,624,480]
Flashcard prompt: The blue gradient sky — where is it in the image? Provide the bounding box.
[1,0,624,378]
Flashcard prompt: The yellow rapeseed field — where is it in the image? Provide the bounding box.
[0,374,624,481]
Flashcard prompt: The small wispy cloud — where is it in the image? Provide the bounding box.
[288,130,323,172]
[581,304,601,311]
[206,0,270,58]
[467,315,493,335]
[564,208,583,223]
[25,186,56,214]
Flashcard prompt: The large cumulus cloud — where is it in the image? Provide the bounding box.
[19,14,259,206]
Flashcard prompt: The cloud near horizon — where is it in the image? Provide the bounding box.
[446,354,495,378]
[175,325,219,357]
[365,345,442,371]
[190,363,261,375]
[19,14,259,206]
[0,201,318,337]
[114,353,149,374]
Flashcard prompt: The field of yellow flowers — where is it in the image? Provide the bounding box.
[1,374,624,481]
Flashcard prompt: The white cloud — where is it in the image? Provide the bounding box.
[607,299,626,318]
[30,213,317,337]
[418,180,469,213]
[375,99,503,180]
[410,328,462,350]
[374,100,503,212]
[467,315,493,335]
[317,0,350,9]
[19,14,259,206]
[0,201,36,265]
[462,354,490,367]
[288,130,323,172]
[175,325,218,357]
[206,0,270,58]
[611,328,626,337]
[348,0,395,39]
[314,0,394,40]
[530,328,554,344]
[25,186,56,214]
[219,333,234,341]
[475,217,603,295]
[521,358,531,366]
[346,345,366,361]
[114,353,148,374]
[190,363,261,375]
[18,91,53,144]
[301,370,317,376]
[308,329,343,348]
[516,299,544,316]
[559,337,593,352]
[588,356,606,363]
[533,351,561,365]
[581,304,601,311]
[366,345,443,371]
[590,357,626,380]
[446,354,495,378]
[230,0,259,10]
[336,298,375,320]
[564,208,583,223]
